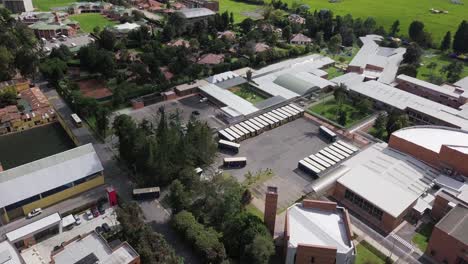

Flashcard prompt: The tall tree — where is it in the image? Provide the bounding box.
[328,34,342,54]
[402,42,422,65]
[95,106,110,138]
[99,29,117,50]
[409,21,425,43]
[390,20,400,36]
[440,31,451,51]
[39,58,67,84]
[441,61,464,83]
[453,20,468,53]
[0,46,13,81]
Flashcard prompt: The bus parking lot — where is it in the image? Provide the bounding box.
[217,117,331,210]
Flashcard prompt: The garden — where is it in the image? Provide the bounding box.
[230,84,268,104]
[70,13,118,33]
[355,241,390,264]
[412,222,434,252]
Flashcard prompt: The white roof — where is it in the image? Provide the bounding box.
[348,80,468,130]
[206,71,239,84]
[287,204,353,254]
[6,213,61,242]
[199,84,258,116]
[331,72,365,87]
[0,241,22,264]
[310,68,328,77]
[337,143,437,217]
[349,35,406,84]
[0,144,103,209]
[62,214,76,227]
[392,126,468,153]
[454,76,468,90]
[177,8,215,19]
[52,232,138,264]
[114,22,140,31]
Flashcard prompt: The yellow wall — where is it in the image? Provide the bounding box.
[55,110,80,146]
[22,174,104,215]
[15,82,30,92]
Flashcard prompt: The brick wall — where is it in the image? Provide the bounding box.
[426,226,468,264]
[439,145,468,176]
[264,186,278,235]
[302,200,337,211]
[431,193,450,221]
[388,135,439,166]
[296,244,337,264]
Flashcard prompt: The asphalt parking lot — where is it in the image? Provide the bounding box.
[115,95,226,130]
[217,117,329,211]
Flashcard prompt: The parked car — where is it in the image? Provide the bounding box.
[101,223,111,233]
[97,204,105,215]
[192,110,200,116]
[27,208,42,219]
[91,207,100,217]
[85,210,93,220]
[199,97,208,103]
[95,226,103,233]
[74,215,81,225]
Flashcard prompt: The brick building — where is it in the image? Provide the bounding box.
[3,0,33,13]
[426,204,468,264]
[396,74,468,109]
[28,13,80,39]
[181,0,219,12]
[283,200,355,264]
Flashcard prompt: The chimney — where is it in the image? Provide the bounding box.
[264,186,278,235]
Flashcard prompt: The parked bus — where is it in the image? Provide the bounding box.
[263,113,280,127]
[281,106,300,119]
[224,127,241,142]
[245,120,261,134]
[309,154,332,168]
[329,145,350,158]
[133,187,160,200]
[259,115,275,129]
[288,104,304,115]
[275,109,293,121]
[71,113,82,127]
[303,157,326,171]
[319,126,337,142]
[254,116,270,129]
[223,157,247,168]
[298,160,321,176]
[319,150,340,163]
[269,111,287,125]
[337,140,358,152]
[219,130,235,142]
[235,124,251,138]
[218,139,240,153]
[230,126,246,140]
[323,147,345,160]
[315,153,336,165]
[332,142,354,155]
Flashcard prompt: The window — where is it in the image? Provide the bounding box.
[344,189,383,221]
[310,257,315,263]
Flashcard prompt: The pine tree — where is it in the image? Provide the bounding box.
[440,31,451,51]
[453,20,468,53]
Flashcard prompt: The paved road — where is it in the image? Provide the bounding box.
[37,83,199,262]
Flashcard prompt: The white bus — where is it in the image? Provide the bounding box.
[71,113,82,127]
[288,104,304,115]
[225,128,241,142]
[263,113,280,127]
[230,126,246,141]
[298,160,321,176]
[218,139,240,153]
[275,108,293,121]
[323,147,345,160]
[329,145,350,157]
[253,117,269,130]
[315,153,336,165]
[309,154,332,168]
[219,130,235,142]
[281,106,300,119]
[258,115,275,129]
[319,150,341,163]
[337,140,358,152]
[319,126,337,142]
[240,122,256,136]
[245,120,261,134]
[332,142,354,155]
[303,157,326,171]
[234,124,250,139]
[269,111,287,125]
[223,157,247,168]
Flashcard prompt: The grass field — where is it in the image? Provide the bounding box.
[230,85,268,104]
[418,50,468,82]
[220,0,263,22]
[33,0,76,11]
[221,0,467,41]
[355,241,388,264]
[70,13,117,33]
[309,96,372,128]
[412,223,434,252]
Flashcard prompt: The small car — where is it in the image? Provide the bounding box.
[91,207,100,217]
[192,110,200,116]
[27,208,42,219]
[102,223,111,233]
[97,204,105,215]
[95,226,103,233]
[85,210,93,220]
[74,215,81,225]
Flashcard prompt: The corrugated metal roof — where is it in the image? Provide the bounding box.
[0,144,103,208]
[199,84,258,116]
[177,8,215,19]
[436,205,468,244]
[6,213,61,242]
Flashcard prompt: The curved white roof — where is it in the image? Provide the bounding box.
[392,126,468,153]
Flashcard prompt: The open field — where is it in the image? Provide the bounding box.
[220,0,263,22]
[355,241,387,264]
[309,97,373,128]
[70,13,117,33]
[33,0,75,11]
[418,50,468,82]
[223,0,467,41]
[412,222,434,252]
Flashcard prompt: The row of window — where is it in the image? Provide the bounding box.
[5,173,101,211]
[344,189,383,221]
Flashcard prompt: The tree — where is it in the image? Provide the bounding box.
[372,113,387,140]
[242,234,275,264]
[453,20,468,53]
[0,46,13,81]
[240,18,254,33]
[338,109,347,126]
[440,31,451,51]
[39,58,67,84]
[169,179,191,213]
[408,21,425,44]
[95,51,116,78]
[402,42,422,65]
[427,62,438,74]
[386,111,409,138]
[441,61,464,83]
[0,89,17,108]
[333,83,347,103]
[50,45,73,61]
[397,64,418,77]
[390,20,400,36]
[328,34,342,54]
[282,25,292,41]
[95,106,110,137]
[357,98,372,114]
[99,29,116,50]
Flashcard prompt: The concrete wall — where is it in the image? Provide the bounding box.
[426,226,468,264]
[22,174,104,215]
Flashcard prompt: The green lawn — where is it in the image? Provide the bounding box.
[230,85,268,104]
[412,223,434,252]
[70,13,117,33]
[355,241,388,264]
[220,0,263,22]
[417,50,468,83]
[326,66,344,79]
[33,0,76,11]
[309,97,373,128]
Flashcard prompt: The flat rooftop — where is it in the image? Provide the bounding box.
[51,232,139,264]
[337,143,437,218]
[6,213,61,243]
[287,203,353,253]
[0,241,22,264]
[199,83,258,117]
[392,126,468,153]
[436,205,468,245]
